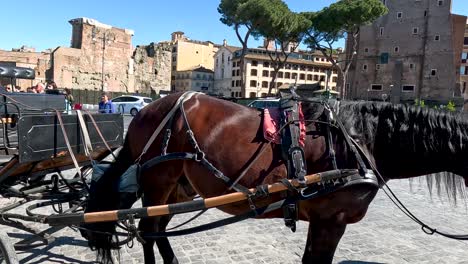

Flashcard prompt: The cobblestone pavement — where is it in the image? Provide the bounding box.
[1,178,468,264]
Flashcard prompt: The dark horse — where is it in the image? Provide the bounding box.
[82,92,468,263]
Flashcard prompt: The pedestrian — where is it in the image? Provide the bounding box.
[64,88,74,111]
[46,81,57,90]
[35,83,45,94]
[98,92,116,113]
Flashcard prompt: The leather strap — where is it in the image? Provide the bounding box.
[84,110,117,160]
[136,91,199,164]
[76,110,93,161]
[55,110,82,178]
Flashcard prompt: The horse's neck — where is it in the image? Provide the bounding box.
[351,104,468,180]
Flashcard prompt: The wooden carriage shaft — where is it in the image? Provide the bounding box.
[46,169,358,226]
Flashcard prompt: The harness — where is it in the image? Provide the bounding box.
[111,91,379,233]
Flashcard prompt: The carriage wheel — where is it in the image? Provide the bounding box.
[0,232,18,264]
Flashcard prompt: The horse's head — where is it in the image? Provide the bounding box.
[80,163,123,255]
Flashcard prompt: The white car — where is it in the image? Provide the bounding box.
[111,95,152,116]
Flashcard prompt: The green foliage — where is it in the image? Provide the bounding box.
[446,101,456,112]
[245,0,310,43]
[218,0,250,27]
[304,0,388,43]
[414,99,425,108]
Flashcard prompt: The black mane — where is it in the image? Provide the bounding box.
[337,101,468,204]
[338,101,468,156]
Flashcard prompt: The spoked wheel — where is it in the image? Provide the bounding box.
[0,232,18,264]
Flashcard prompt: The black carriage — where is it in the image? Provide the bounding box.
[0,66,124,262]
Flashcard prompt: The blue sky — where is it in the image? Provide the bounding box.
[0,0,467,52]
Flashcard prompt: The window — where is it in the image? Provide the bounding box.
[424,10,427,17]
[462,52,468,63]
[250,80,257,87]
[314,75,319,81]
[434,35,440,41]
[464,37,468,45]
[236,69,240,76]
[251,69,257,76]
[376,64,381,70]
[394,46,399,53]
[461,66,467,75]
[235,80,240,87]
[363,64,368,71]
[249,92,256,98]
[262,70,269,77]
[437,0,443,6]
[299,73,305,80]
[263,62,270,68]
[232,62,236,67]
[379,27,384,36]
[252,60,258,66]
[231,92,235,97]
[402,85,415,92]
[409,63,415,70]
[431,69,437,76]
[285,72,291,79]
[307,74,312,81]
[413,27,419,34]
[364,48,369,53]
[382,0,386,5]
[262,81,268,88]
[232,70,236,76]
[371,84,383,91]
[397,12,403,19]
[292,73,298,80]
[278,72,283,78]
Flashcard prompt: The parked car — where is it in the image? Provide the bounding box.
[111,95,152,116]
[247,98,280,109]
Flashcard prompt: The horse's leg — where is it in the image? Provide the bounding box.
[139,166,184,264]
[302,215,347,264]
[154,215,178,264]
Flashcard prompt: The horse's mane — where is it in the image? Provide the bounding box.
[337,101,468,204]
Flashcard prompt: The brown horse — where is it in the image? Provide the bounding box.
[82,92,468,264]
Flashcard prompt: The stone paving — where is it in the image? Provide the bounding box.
[1,178,468,264]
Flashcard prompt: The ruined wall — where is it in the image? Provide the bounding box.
[0,49,51,89]
[51,18,135,91]
[132,43,172,94]
[2,17,171,94]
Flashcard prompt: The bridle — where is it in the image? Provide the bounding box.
[299,98,468,241]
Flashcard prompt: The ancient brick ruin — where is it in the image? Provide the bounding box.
[0,17,171,94]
